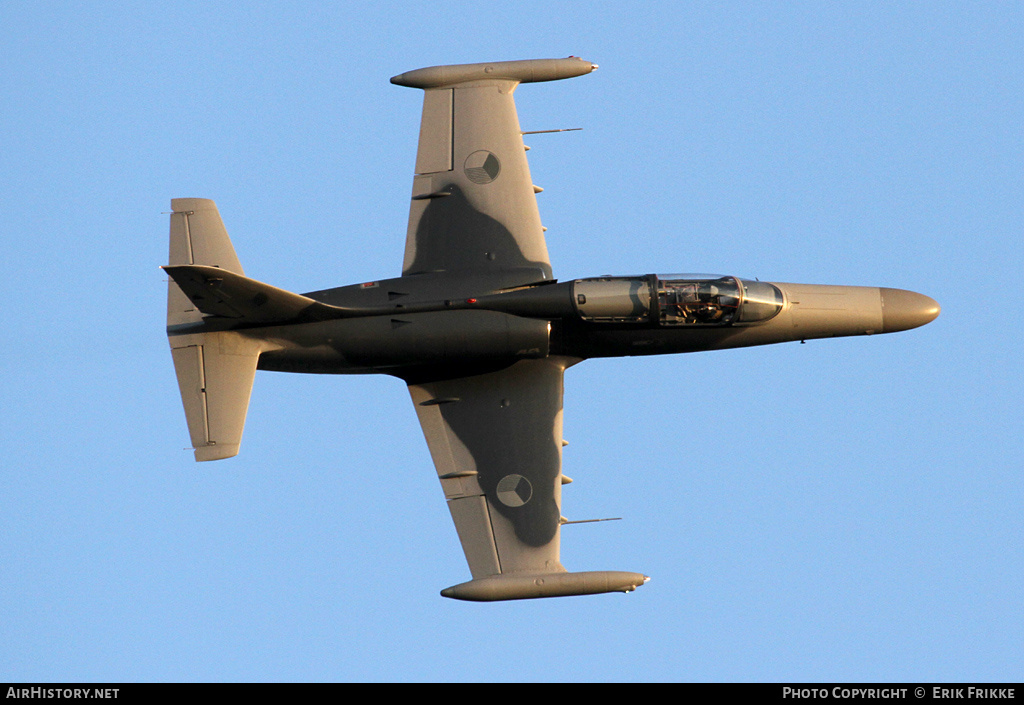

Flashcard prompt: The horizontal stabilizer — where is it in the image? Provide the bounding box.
[168,198,244,273]
[167,198,244,327]
[441,570,649,602]
[170,332,262,461]
[164,264,342,325]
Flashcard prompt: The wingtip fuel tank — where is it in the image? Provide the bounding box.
[441,571,650,602]
[390,57,597,89]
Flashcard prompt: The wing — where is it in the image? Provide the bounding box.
[409,357,648,601]
[409,358,568,579]
[393,58,598,285]
[397,60,647,601]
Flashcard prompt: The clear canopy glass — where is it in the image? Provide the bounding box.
[656,275,782,326]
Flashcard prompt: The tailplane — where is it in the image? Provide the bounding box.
[167,198,244,327]
[169,333,261,461]
[166,198,259,461]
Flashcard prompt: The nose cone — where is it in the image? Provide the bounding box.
[880,288,941,333]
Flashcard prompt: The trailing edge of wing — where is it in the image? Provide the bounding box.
[163,264,342,325]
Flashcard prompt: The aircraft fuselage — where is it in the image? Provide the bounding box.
[170,272,939,382]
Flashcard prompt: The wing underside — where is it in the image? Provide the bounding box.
[409,357,649,601]
[409,358,568,578]
[398,61,598,284]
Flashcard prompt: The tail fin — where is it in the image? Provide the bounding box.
[163,264,343,324]
[166,199,259,462]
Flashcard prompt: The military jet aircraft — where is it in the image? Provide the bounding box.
[164,57,939,602]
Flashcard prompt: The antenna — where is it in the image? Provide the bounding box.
[521,128,583,135]
[560,517,623,525]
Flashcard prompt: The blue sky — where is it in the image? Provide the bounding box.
[1,1,1021,682]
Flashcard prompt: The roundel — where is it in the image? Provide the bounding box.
[496,474,532,507]
[464,150,501,184]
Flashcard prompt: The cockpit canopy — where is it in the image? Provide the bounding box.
[657,275,783,325]
[572,275,783,325]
